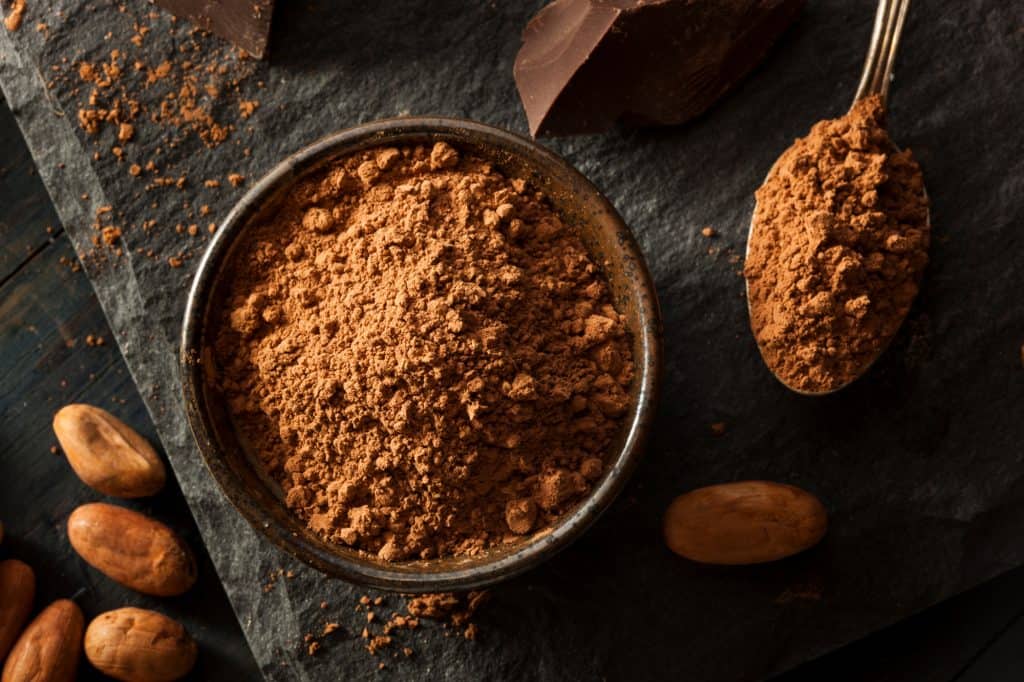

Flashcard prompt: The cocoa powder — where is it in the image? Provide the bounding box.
[215,142,634,560]
[744,96,929,392]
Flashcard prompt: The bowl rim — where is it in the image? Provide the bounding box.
[179,116,662,592]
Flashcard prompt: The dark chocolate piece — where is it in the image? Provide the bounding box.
[152,0,275,58]
[514,0,805,137]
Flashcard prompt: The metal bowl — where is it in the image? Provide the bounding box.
[180,118,662,592]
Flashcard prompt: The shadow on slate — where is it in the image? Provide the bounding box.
[0,0,1022,679]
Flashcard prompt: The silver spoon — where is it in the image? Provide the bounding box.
[744,0,928,396]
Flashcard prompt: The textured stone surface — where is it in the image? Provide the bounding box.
[1,0,1022,679]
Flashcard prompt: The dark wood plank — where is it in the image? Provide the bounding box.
[0,97,259,680]
[0,89,60,282]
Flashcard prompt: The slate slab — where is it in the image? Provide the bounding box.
[1,0,1022,679]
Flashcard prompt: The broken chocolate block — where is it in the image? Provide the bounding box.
[514,0,805,137]
[152,0,275,58]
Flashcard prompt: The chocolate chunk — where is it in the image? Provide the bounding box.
[514,0,805,137]
[153,0,275,58]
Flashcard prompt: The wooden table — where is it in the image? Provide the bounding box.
[0,88,1020,680]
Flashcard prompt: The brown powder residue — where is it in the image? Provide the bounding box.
[351,591,484,658]
[407,590,488,628]
[239,99,259,118]
[70,35,255,150]
[744,96,929,392]
[4,0,25,31]
[215,143,634,561]
[48,9,263,268]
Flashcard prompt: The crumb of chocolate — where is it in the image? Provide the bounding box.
[129,163,142,176]
[4,0,25,31]
[701,226,716,238]
[101,226,122,245]
[407,591,488,629]
[406,593,460,620]
[239,99,259,118]
[366,635,392,655]
[262,567,284,592]
[228,172,245,187]
[167,256,183,268]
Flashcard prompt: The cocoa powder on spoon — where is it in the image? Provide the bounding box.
[744,96,929,393]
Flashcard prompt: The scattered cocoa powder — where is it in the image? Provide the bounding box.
[215,142,634,561]
[744,96,929,392]
[41,9,264,271]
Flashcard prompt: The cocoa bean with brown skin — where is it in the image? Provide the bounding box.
[0,560,35,662]
[663,481,827,565]
[85,608,198,682]
[67,503,196,596]
[53,404,166,498]
[1,599,83,682]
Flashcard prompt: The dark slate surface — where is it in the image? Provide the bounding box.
[1,0,1022,679]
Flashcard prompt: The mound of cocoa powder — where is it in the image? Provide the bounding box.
[214,142,634,561]
[744,95,929,392]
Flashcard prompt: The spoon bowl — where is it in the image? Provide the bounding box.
[744,0,928,396]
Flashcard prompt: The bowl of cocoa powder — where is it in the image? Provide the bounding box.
[180,118,661,591]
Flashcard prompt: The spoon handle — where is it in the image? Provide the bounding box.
[852,0,912,109]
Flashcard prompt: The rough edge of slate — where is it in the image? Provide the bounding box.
[0,28,310,682]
